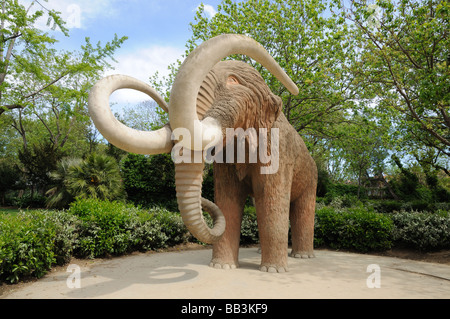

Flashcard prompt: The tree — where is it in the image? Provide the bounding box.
[120,100,168,131]
[0,159,21,205]
[121,153,176,208]
[45,157,81,209]
[0,0,127,162]
[0,0,126,116]
[18,140,65,195]
[331,109,394,198]
[346,0,450,176]
[153,0,364,146]
[64,153,124,202]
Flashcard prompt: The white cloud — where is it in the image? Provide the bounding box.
[195,3,217,19]
[203,4,218,18]
[105,45,184,104]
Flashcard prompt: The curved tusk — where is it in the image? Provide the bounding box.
[169,34,299,151]
[88,75,173,155]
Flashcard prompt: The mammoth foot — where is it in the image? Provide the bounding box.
[260,264,288,273]
[290,251,315,259]
[209,261,238,270]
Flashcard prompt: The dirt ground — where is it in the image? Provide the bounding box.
[1,243,449,298]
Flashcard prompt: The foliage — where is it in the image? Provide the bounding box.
[316,162,333,198]
[240,206,259,245]
[121,153,176,209]
[121,153,215,210]
[391,210,450,251]
[64,153,124,202]
[18,140,66,194]
[346,0,450,176]
[329,111,393,197]
[68,198,188,258]
[314,206,394,252]
[0,199,190,283]
[0,160,22,205]
[156,0,363,146]
[9,191,46,209]
[0,0,127,197]
[68,198,140,258]
[138,206,189,249]
[45,157,82,209]
[202,164,215,202]
[0,210,77,283]
[46,153,124,208]
[0,0,127,116]
[389,155,421,200]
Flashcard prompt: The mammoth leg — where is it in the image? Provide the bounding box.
[254,174,291,273]
[210,162,248,269]
[290,188,316,258]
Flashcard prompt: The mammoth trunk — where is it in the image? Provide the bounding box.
[175,161,225,244]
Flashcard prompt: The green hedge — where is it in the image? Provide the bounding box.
[0,198,189,283]
[0,210,77,283]
[68,198,189,258]
[391,210,450,251]
[314,207,394,252]
[2,198,450,284]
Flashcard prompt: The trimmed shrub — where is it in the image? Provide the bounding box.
[0,210,77,283]
[241,206,259,245]
[68,198,189,258]
[136,206,188,249]
[0,199,191,283]
[391,210,450,251]
[368,200,403,213]
[68,198,136,258]
[314,206,394,252]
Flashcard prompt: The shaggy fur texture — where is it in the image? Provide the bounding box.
[202,61,318,272]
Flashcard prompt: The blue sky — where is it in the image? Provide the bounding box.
[30,0,225,104]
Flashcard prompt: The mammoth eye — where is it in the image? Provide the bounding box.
[227,75,239,85]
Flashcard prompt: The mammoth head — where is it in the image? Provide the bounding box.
[199,60,284,135]
[88,34,298,245]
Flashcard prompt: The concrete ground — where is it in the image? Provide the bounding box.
[2,247,450,299]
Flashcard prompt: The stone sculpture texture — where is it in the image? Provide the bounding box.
[88,34,318,272]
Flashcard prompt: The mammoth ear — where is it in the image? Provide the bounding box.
[262,93,282,129]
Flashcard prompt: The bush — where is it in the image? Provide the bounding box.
[391,210,450,251]
[0,210,77,283]
[2,197,449,285]
[241,206,259,245]
[69,199,187,258]
[326,183,362,199]
[368,200,403,213]
[0,199,192,284]
[136,206,189,249]
[11,192,47,209]
[314,206,394,252]
[68,198,189,258]
[121,153,176,209]
[68,198,135,258]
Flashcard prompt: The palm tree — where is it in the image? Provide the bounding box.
[46,158,82,209]
[66,153,124,201]
[46,153,124,208]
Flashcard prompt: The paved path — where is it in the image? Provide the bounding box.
[2,248,450,299]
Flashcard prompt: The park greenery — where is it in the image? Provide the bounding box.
[0,0,449,283]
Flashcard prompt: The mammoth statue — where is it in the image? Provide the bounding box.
[88,34,317,273]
